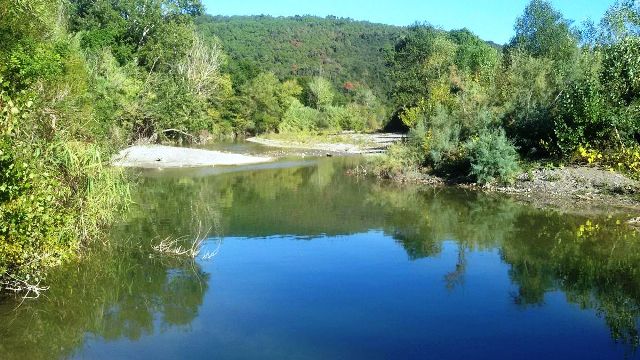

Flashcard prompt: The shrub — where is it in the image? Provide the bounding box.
[464,129,520,184]
[576,145,640,180]
[307,77,334,109]
[500,51,558,155]
[0,80,130,294]
[553,78,611,155]
[424,105,462,166]
[323,105,359,131]
[6,41,66,89]
[341,104,363,131]
[278,99,320,133]
[369,142,423,179]
[0,136,130,293]
[0,138,74,287]
[601,37,640,107]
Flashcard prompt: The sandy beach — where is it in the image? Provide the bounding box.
[112,145,273,168]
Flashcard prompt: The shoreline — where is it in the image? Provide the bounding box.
[112,141,640,217]
[372,165,640,217]
[111,145,273,168]
[246,132,406,154]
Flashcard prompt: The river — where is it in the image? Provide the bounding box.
[1,145,640,359]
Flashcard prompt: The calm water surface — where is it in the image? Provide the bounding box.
[2,152,640,359]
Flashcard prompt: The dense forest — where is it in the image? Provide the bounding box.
[196,15,405,102]
[1,0,640,294]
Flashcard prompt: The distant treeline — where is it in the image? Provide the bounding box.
[196,15,405,103]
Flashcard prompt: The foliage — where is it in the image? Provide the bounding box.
[68,0,204,67]
[382,0,640,183]
[271,76,381,134]
[279,99,320,133]
[601,36,640,107]
[240,73,298,133]
[498,50,558,155]
[307,77,335,110]
[552,77,611,155]
[0,83,130,293]
[388,25,455,111]
[509,0,579,65]
[0,137,73,287]
[369,142,423,179]
[196,15,404,103]
[3,0,640,295]
[176,35,225,99]
[576,145,640,180]
[464,129,521,184]
[598,0,640,44]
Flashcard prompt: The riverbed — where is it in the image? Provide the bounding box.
[1,143,640,359]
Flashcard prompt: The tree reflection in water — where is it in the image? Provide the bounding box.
[1,157,640,357]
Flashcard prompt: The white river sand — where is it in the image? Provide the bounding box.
[112,145,272,168]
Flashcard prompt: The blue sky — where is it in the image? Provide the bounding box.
[201,0,615,44]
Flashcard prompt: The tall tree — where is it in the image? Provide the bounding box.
[599,0,640,44]
[68,0,204,67]
[509,0,578,64]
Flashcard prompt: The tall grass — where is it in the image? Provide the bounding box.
[55,140,131,243]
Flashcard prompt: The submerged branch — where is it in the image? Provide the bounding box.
[0,276,50,301]
[152,221,221,260]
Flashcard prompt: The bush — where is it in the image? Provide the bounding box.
[576,145,640,180]
[278,99,320,133]
[6,41,66,89]
[423,105,462,166]
[369,142,423,179]
[0,138,74,286]
[144,74,211,139]
[307,76,334,109]
[464,129,520,184]
[601,37,640,107]
[0,136,130,293]
[553,78,611,155]
[500,51,558,156]
[324,105,358,131]
[1,78,130,294]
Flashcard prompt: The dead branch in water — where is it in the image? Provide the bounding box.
[1,276,50,303]
[201,238,222,261]
[152,225,210,258]
[152,220,223,260]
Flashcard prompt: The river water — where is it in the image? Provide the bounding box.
[1,149,640,359]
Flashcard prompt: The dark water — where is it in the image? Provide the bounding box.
[2,154,640,359]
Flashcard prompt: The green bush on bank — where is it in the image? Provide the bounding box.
[0,82,130,293]
[464,130,520,184]
[0,0,136,294]
[0,137,73,286]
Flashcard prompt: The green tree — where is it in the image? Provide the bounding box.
[388,25,457,113]
[68,0,204,67]
[241,73,302,133]
[598,0,640,44]
[601,36,640,107]
[307,76,335,110]
[509,0,579,65]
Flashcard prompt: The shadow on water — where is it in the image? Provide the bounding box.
[2,155,640,358]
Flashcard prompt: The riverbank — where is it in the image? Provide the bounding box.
[486,166,640,211]
[112,145,273,168]
[234,134,640,215]
[371,163,640,216]
[247,132,405,154]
